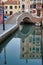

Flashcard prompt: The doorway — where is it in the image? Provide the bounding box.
[10,11,13,15]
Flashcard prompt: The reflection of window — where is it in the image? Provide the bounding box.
[36,55,39,57]
[33,47,35,50]
[33,37,35,42]
[22,54,24,57]
[29,36,32,43]
[36,37,40,42]
[30,55,31,57]
[32,55,35,57]
[30,48,31,51]
[36,48,39,53]
[33,42,35,44]
[32,30,35,34]
[22,47,24,51]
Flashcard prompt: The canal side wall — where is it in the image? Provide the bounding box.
[0,24,19,43]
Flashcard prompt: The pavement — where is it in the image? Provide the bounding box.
[0,12,21,43]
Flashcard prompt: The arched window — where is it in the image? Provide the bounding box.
[22,4,25,9]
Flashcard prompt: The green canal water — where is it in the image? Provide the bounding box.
[0,23,43,65]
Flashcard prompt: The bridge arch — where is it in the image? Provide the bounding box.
[17,12,41,25]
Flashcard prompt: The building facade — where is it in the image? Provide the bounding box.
[20,0,30,12]
[20,0,43,20]
[30,0,43,18]
[4,0,21,16]
[0,0,43,22]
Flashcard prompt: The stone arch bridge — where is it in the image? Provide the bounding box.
[17,12,41,25]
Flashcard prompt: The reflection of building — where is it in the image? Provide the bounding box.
[20,27,42,63]
[4,0,21,16]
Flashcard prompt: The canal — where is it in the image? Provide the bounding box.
[0,22,43,65]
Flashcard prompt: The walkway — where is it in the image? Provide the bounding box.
[0,12,21,43]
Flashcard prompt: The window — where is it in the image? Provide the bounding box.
[30,5,33,8]
[30,0,33,1]
[30,11,32,13]
[37,10,40,16]
[42,4,43,8]
[10,6,12,9]
[22,0,25,1]
[22,4,25,9]
[19,6,20,8]
[15,6,17,9]
[6,11,7,14]
[5,6,7,9]
[10,11,13,15]
[34,0,36,1]
[33,4,36,8]
[32,10,36,13]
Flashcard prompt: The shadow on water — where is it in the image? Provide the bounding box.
[0,22,43,65]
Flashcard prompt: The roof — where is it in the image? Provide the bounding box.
[0,0,20,5]
[5,0,20,5]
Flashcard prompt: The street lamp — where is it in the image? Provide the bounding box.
[2,0,7,30]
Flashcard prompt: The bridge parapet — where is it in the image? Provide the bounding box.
[17,12,41,24]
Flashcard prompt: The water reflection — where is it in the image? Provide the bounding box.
[20,26,42,63]
[0,24,43,65]
[4,47,7,64]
